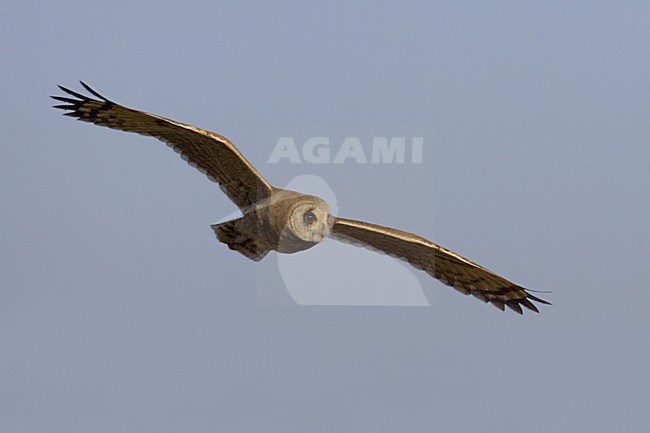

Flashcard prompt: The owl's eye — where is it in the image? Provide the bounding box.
[303,211,317,225]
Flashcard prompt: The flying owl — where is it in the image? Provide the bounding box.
[52,82,550,314]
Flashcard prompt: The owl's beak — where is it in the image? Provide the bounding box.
[321,221,330,238]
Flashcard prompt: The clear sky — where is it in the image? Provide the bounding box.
[1,2,649,432]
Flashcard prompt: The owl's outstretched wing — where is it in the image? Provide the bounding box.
[51,82,273,211]
[329,217,550,314]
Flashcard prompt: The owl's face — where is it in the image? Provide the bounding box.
[287,197,331,243]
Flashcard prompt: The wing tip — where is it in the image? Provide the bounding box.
[52,82,116,120]
[489,300,506,311]
[485,286,550,315]
[79,80,112,102]
[57,84,89,101]
[52,81,113,107]
[505,300,524,315]
[52,104,76,110]
[527,292,552,306]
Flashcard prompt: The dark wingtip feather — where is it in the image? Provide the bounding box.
[52,104,75,110]
[489,300,506,311]
[506,300,524,315]
[51,95,79,104]
[79,81,111,102]
[57,85,89,101]
[520,297,540,313]
[527,292,552,306]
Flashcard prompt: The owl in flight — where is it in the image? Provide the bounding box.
[52,82,550,314]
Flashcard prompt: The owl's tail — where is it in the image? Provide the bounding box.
[211,218,271,262]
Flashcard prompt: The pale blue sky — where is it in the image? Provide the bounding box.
[2,2,649,432]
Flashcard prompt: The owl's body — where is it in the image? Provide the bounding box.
[52,82,550,314]
[214,189,330,260]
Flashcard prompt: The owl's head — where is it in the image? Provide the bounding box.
[286,196,331,243]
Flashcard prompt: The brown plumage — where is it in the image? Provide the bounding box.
[52,82,550,314]
[329,218,549,313]
[52,82,272,210]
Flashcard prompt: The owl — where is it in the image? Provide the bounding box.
[52,82,550,314]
